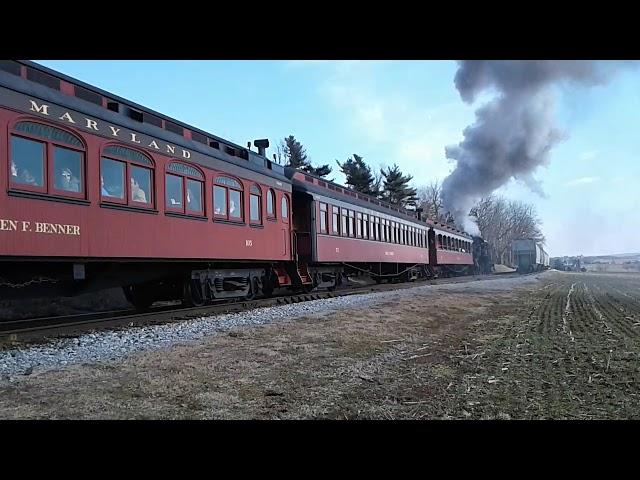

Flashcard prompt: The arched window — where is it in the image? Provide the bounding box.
[250,185,262,225]
[214,176,243,221]
[266,189,276,220]
[10,121,85,198]
[101,144,154,207]
[281,194,289,221]
[165,162,204,216]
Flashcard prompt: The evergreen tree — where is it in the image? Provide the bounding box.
[336,154,376,195]
[380,164,418,208]
[281,135,309,169]
[279,135,332,178]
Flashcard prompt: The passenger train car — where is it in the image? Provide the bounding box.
[0,60,477,308]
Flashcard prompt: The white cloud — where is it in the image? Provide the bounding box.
[564,176,600,187]
[317,63,471,186]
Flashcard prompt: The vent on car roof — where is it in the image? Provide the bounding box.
[26,67,60,90]
[0,60,21,76]
[191,131,207,144]
[165,121,184,136]
[107,101,120,113]
[74,85,102,106]
[127,107,143,122]
[143,112,163,128]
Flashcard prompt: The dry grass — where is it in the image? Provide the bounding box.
[1,271,639,419]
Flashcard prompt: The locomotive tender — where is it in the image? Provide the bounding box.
[0,60,476,308]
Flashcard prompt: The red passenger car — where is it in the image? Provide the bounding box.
[287,170,473,288]
[0,60,477,309]
[0,60,300,306]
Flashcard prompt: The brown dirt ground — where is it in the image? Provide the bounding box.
[1,271,639,419]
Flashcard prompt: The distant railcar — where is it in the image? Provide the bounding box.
[512,239,549,273]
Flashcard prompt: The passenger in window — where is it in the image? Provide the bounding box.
[229,200,237,217]
[187,188,201,211]
[59,168,80,192]
[131,177,147,203]
[101,176,109,196]
[12,160,37,186]
[101,175,122,198]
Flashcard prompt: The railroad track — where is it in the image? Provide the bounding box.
[0,272,527,344]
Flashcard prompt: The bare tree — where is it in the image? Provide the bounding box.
[470,195,544,266]
[417,180,444,221]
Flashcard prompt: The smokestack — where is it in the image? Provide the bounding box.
[253,139,269,157]
[441,60,632,232]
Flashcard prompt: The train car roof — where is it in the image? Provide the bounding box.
[0,60,289,184]
[286,167,472,239]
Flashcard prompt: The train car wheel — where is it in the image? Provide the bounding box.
[183,279,205,307]
[123,285,154,310]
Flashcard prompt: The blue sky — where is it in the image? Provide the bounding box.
[34,60,640,257]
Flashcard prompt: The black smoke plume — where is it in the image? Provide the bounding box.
[441,60,629,234]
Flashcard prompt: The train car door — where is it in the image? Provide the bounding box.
[427,228,438,265]
[291,191,313,262]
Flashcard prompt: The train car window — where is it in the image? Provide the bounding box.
[348,210,355,237]
[362,214,368,239]
[11,122,86,198]
[130,166,152,205]
[319,203,328,234]
[281,195,289,222]
[101,145,154,208]
[267,189,276,220]
[230,190,242,220]
[214,186,227,217]
[250,185,262,224]
[186,179,203,214]
[165,162,204,216]
[10,136,45,189]
[214,176,243,221]
[332,206,340,235]
[14,121,82,147]
[168,162,204,180]
[341,209,348,237]
[356,212,362,238]
[166,174,183,211]
[104,145,152,166]
[371,217,377,241]
[380,219,386,242]
[101,158,125,200]
[52,146,83,196]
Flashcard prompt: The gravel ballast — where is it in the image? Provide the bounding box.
[0,275,542,383]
